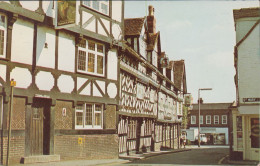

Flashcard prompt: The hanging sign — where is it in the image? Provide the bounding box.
[56,0,76,29]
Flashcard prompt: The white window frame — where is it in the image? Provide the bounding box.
[200,115,203,124]
[0,13,7,58]
[75,103,103,129]
[77,39,105,77]
[214,115,219,124]
[206,115,211,124]
[0,96,3,129]
[82,0,109,16]
[191,115,196,124]
[222,115,227,124]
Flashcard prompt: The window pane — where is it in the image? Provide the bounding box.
[76,112,83,126]
[78,39,86,48]
[95,104,102,112]
[0,30,4,55]
[0,15,5,27]
[78,50,86,71]
[101,3,108,15]
[88,53,95,72]
[97,55,103,74]
[83,0,91,7]
[95,113,101,125]
[88,41,95,51]
[92,0,99,10]
[97,44,103,53]
[85,104,92,125]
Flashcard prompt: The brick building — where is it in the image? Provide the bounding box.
[188,103,232,145]
[0,0,123,164]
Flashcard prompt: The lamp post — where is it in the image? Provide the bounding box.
[198,88,212,147]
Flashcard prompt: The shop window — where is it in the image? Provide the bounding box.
[250,118,259,148]
[77,39,105,76]
[191,115,196,124]
[236,116,243,149]
[222,115,227,124]
[0,13,7,58]
[82,0,109,15]
[214,115,219,124]
[75,103,103,129]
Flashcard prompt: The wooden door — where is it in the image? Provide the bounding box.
[30,106,44,155]
[30,98,51,156]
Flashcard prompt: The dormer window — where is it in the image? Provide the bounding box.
[82,0,109,16]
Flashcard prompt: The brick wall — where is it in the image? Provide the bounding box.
[54,134,118,160]
[54,100,73,130]
[0,136,25,165]
[104,105,116,129]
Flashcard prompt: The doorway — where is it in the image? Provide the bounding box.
[30,98,51,156]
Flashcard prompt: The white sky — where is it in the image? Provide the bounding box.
[125,1,259,104]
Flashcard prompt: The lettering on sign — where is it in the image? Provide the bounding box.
[243,98,260,102]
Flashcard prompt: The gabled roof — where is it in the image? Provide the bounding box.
[173,60,187,93]
[192,103,233,110]
[124,17,145,36]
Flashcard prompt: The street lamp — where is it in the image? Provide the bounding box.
[198,88,212,147]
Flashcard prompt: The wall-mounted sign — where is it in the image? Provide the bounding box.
[62,108,67,117]
[243,98,260,102]
[56,0,76,28]
[78,137,83,145]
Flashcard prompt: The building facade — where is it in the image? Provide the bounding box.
[118,5,187,155]
[232,7,260,161]
[0,0,123,164]
[188,103,232,145]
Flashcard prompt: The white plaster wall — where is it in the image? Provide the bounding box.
[96,80,105,94]
[0,64,6,82]
[11,18,34,65]
[35,71,54,91]
[93,83,102,97]
[77,77,88,90]
[83,12,96,33]
[236,18,258,43]
[112,1,122,22]
[79,83,91,96]
[107,49,118,80]
[36,26,55,68]
[112,23,122,41]
[139,37,146,58]
[58,75,74,93]
[20,1,38,11]
[58,31,75,72]
[238,23,260,104]
[98,21,108,37]
[43,1,55,18]
[10,67,31,89]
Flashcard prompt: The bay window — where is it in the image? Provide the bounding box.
[77,39,105,76]
[0,13,7,58]
[75,103,103,129]
[82,0,109,15]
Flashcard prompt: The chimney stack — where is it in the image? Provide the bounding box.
[147,5,156,34]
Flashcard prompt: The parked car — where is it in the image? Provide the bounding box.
[194,134,207,145]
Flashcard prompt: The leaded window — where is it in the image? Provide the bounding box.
[82,0,109,15]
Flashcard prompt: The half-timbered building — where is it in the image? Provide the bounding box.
[118,5,187,155]
[0,0,123,164]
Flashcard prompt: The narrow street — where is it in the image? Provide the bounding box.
[124,146,229,165]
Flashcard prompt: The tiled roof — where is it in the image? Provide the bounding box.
[192,103,233,110]
[173,60,185,90]
[124,17,145,36]
[147,33,158,50]
[233,7,260,21]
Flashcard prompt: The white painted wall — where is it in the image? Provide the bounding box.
[235,18,258,43]
[237,22,260,104]
[42,1,55,18]
[107,49,118,80]
[11,18,34,65]
[112,1,122,22]
[20,1,38,11]
[36,26,55,68]
[58,31,75,72]
[10,67,31,89]
[35,71,54,91]
[57,74,74,93]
